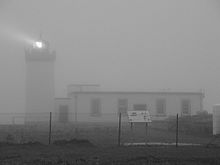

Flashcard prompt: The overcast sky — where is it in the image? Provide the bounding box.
[0,0,220,112]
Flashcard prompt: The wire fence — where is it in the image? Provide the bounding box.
[0,112,214,147]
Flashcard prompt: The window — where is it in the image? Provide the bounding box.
[59,105,69,123]
[90,98,101,116]
[133,104,147,111]
[156,99,166,116]
[118,99,128,115]
[181,99,191,115]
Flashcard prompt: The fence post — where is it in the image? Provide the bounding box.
[176,113,179,148]
[118,113,122,146]
[145,122,148,144]
[49,112,52,145]
[74,95,78,137]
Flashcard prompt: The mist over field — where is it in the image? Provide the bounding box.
[1,0,220,113]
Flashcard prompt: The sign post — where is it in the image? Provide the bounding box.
[145,122,148,143]
[127,111,152,145]
[130,122,134,142]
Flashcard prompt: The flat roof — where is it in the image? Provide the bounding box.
[55,98,71,100]
[69,91,204,96]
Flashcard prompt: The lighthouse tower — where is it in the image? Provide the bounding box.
[25,39,56,122]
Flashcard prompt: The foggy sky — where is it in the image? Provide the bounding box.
[0,0,220,113]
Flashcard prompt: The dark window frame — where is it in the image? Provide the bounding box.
[118,98,128,115]
[156,99,166,116]
[90,98,102,116]
[181,99,191,115]
[133,104,147,111]
[59,104,69,123]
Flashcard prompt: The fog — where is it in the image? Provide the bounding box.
[0,0,220,113]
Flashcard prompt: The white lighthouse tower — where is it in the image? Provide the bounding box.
[25,39,56,122]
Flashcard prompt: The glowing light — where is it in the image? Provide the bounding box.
[33,41,45,49]
[36,41,43,48]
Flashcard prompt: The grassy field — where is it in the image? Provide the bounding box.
[0,120,219,164]
[0,122,215,146]
[0,142,220,164]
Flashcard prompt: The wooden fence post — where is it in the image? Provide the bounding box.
[176,113,179,148]
[49,112,52,144]
[118,113,122,146]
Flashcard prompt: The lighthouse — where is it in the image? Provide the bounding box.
[25,39,56,122]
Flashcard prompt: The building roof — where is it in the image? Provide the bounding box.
[55,98,72,100]
[69,91,204,96]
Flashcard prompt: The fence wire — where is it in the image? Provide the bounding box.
[0,112,214,146]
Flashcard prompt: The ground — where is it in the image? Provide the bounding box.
[1,143,220,165]
[0,118,217,164]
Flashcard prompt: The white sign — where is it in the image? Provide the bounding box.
[127,111,152,123]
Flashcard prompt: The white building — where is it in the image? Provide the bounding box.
[55,89,204,123]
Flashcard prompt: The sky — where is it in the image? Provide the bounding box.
[0,0,220,113]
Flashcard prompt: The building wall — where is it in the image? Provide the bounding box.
[54,98,73,122]
[25,49,56,122]
[67,92,203,122]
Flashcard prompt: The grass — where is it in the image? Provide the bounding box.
[0,122,215,146]
[0,143,220,164]
[0,121,219,164]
